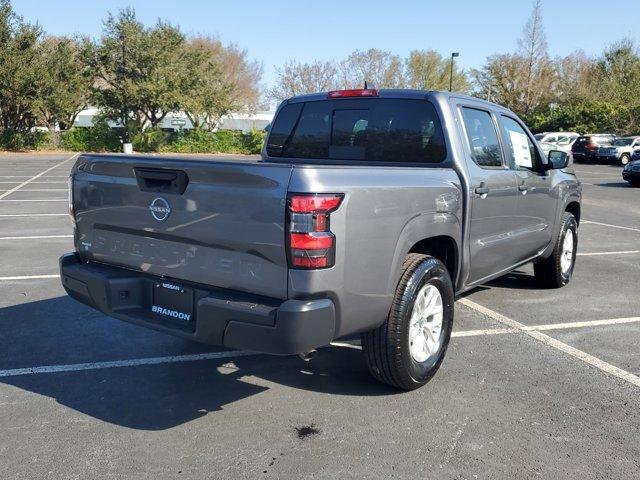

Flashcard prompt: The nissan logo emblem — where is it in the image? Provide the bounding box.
[149,197,171,222]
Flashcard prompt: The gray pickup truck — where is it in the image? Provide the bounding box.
[60,89,581,390]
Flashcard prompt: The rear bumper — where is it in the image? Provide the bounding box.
[572,152,596,161]
[622,171,640,182]
[596,154,619,162]
[59,253,336,355]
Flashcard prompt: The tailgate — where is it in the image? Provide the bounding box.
[72,155,292,299]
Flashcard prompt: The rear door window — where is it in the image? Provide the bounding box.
[265,103,303,157]
[460,107,503,168]
[266,98,446,163]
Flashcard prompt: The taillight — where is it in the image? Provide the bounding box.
[287,193,343,269]
[585,143,597,150]
[327,89,378,98]
[68,174,75,225]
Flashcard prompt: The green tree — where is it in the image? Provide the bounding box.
[35,36,92,133]
[0,0,42,131]
[526,102,618,134]
[183,36,262,130]
[405,49,470,92]
[473,0,554,117]
[270,60,339,102]
[88,9,195,132]
[339,48,404,88]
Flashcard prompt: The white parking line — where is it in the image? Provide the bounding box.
[15,181,67,184]
[452,316,640,336]
[0,274,60,281]
[0,213,68,217]
[582,220,640,233]
[0,153,77,200]
[577,250,640,257]
[578,250,640,256]
[0,314,639,378]
[5,189,68,192]
[453,328,515,337]
[0,199,67,202]
[0,235,72,240]
[0,351,255,378]
[0,175,69,179]
[460,298,640,388]
[529,317,640,331]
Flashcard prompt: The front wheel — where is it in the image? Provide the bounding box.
[621,154,631,166]
[362,254,454,391]
[534,212,578,288]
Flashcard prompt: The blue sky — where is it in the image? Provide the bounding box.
[12,0,639,91]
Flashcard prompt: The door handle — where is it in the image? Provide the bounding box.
[518,181,528,193]
[474,183,490,195]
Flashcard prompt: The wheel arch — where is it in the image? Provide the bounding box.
[565,201,581,225]
[407,235,459,290]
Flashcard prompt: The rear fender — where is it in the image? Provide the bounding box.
[389,213,462,295]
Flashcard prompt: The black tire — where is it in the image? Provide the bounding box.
[628,180,640,188]
[361,254,454,391]
[534,212,578,288]
[620,154,631,166]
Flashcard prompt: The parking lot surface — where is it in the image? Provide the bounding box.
[0,153,639,479]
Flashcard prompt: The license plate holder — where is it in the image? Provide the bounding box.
[151,282,194,323]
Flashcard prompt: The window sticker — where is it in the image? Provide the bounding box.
[509,130,532,168]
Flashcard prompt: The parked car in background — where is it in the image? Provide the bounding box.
[534,132,579,153]
[571,134,616,163]
[622,158,640,186]
[597,136,640,165]
[538,141,556,156]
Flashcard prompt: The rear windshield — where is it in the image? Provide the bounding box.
[266,98,446,163]
[612,138,633,146]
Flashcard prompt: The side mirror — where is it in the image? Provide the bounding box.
[547,150,569,169]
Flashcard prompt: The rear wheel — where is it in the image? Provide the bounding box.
[534,212,578,288]
[362,254,454,390]
[621,154,631,166]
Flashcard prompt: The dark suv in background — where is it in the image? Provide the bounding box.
[571,134,616,163]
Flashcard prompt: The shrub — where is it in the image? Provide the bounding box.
[160,129,216,153]
[60,121,121,152]
[0,130,50,151]
[212,129,264,154]
[133,127,167,152]
[0,125,265,154]
[159,129,265,154]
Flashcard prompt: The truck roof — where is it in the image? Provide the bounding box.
[284,89,512,114]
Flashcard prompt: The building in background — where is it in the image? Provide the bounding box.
[73,107,274,132]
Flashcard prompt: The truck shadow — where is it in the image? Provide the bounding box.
[484,270,540,290]
[0,296,393,431]
[593,182,632,188]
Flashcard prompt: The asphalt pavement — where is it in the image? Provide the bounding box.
[0,153,638,479]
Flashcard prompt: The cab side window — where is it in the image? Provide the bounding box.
[499,116,541,171]
[460,107,503,168]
